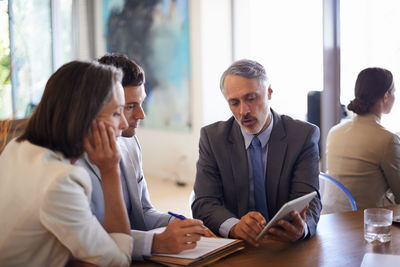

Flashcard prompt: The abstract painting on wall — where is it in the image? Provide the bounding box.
[102,0,191,131]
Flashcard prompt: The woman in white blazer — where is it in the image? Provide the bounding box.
[324,67,400,213]
[0,61,133,266]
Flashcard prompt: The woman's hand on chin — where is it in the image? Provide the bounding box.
[83,121,120,175]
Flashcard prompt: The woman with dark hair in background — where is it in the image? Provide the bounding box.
[0,61,133,266]
[324,67,400,213]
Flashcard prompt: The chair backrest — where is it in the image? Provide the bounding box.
[319,172,357,213]
[0,118,28,154]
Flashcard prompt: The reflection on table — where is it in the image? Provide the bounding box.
[132,207,400,267]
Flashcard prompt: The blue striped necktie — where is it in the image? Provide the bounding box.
[250,136,269,220]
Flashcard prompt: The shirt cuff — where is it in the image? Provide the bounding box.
[219,217,240,237]
[142,232,154,257]
[130,230,155,261]
[301,223,309,240]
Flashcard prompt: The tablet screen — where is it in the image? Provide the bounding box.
[255,191,317,241]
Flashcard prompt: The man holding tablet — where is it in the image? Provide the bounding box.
[192,59,321,246]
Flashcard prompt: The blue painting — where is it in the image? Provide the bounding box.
[102,0,191,131]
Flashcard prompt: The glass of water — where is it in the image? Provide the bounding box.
[364,208,393,244]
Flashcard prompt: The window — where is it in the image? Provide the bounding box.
[0,0,73,120]
[341,0,400,132]
[233,0,323,120]
[0,0,10,118]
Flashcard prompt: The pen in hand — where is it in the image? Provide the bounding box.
[168,211,186,220]
[168,211,217,237]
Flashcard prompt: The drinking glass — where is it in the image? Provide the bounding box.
[364,208,393,244]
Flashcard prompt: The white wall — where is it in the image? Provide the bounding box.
[200,0,233,126]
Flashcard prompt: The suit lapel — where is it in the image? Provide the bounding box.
[267,110,287,214]
[228,120,250,217]
[82,153,102,182]
[118,140,147,230]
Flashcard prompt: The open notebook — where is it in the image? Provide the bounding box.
[145,227,245,266]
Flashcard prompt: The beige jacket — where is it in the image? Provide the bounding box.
[0,139,132,267]
[324,114,400,213]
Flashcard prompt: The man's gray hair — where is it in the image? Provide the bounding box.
[219,59,269,91]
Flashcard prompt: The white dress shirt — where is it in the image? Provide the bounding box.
[0,139,133,267]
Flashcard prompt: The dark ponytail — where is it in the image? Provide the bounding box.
[348,67,393,115]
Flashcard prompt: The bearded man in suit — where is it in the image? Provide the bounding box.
[192,59,321,246]
[76,53,211,261]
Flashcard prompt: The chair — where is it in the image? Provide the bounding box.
[319,172,357,213]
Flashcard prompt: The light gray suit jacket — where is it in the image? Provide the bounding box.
[192,110,321,237]
[75,136,172,260]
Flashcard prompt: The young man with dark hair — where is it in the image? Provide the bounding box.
[76,54,211,261]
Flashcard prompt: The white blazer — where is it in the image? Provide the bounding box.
[325,114,400,212]
[0,139,132,267]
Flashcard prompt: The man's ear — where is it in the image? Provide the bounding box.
[268,87,273,100]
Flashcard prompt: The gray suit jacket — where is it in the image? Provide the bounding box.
[192,110,321,237]
[75,136,172,260]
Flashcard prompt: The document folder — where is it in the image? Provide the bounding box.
[145,237,245,266]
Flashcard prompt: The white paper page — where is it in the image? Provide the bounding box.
[149,227,166,234]
[361,253,400,267]
[153,237,237,259]
[150,227,238,259]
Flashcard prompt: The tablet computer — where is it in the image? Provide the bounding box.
[255,191,317,241]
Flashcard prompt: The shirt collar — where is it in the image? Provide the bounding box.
[241,114,274,150]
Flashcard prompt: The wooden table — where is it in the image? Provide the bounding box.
[132,208,400,267]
